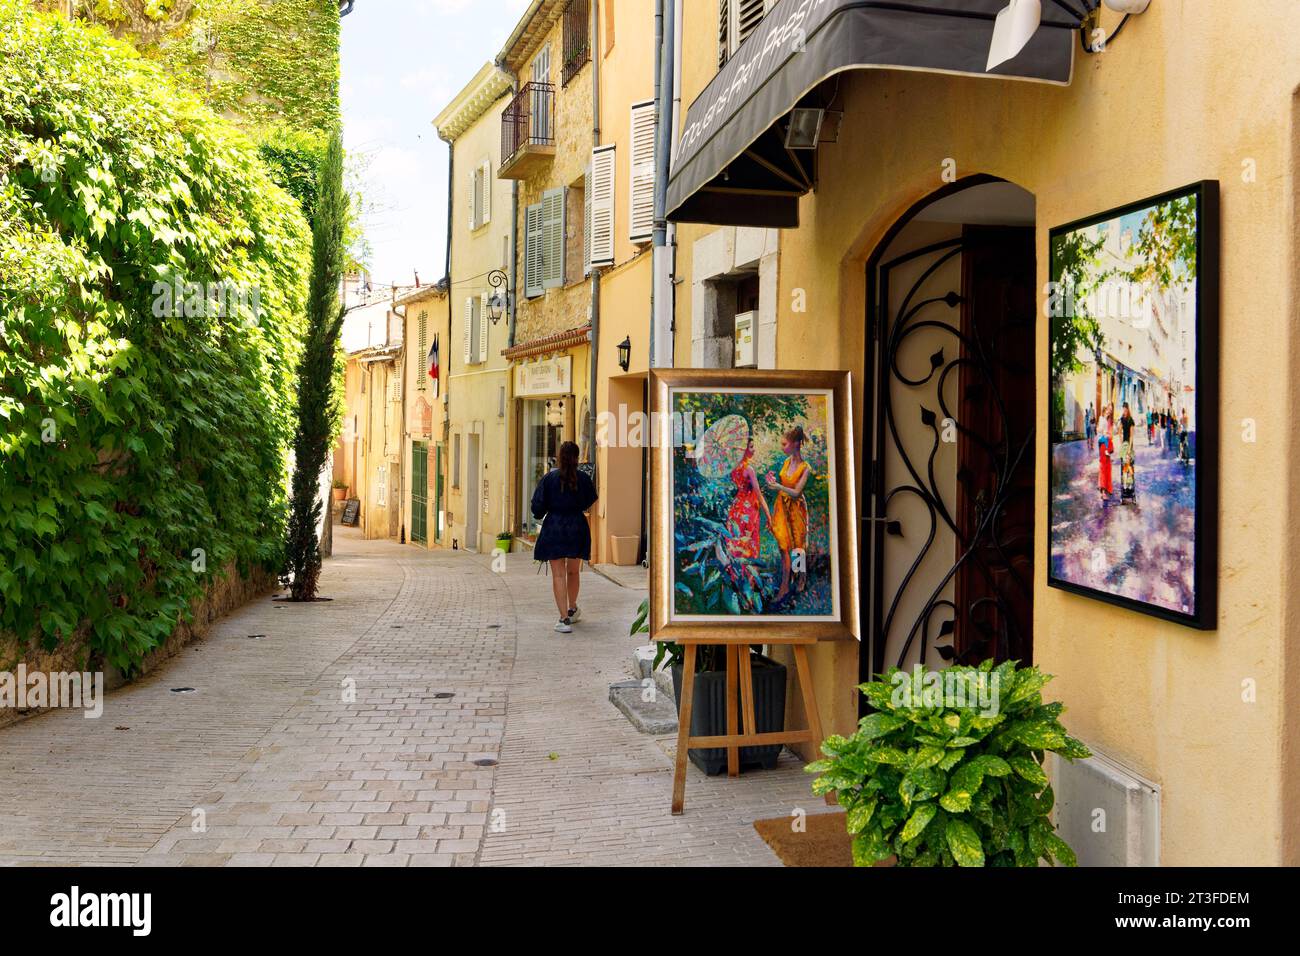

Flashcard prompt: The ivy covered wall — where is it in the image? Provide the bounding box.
[0,1,314,668]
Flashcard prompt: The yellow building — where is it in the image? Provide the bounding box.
[395,283,449,549]
[435,65,516,554]
[496,0,596,554]
[495,0,658,566]
[664,0,1300,864]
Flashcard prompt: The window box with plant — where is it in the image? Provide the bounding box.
[806,660,1091,867]
[495,530,513,554]
[632,599,787,776]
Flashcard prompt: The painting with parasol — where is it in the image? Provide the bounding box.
[671,387,838,621]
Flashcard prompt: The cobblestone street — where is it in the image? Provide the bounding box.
[0,529,828,867]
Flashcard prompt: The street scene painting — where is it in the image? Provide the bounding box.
[1048,183,1216,625]
[669,386,840,622]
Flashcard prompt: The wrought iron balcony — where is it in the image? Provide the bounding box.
[499,81,556,180]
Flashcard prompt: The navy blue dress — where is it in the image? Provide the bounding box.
[531,469,598,562]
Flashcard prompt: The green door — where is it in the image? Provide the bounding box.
[411,441,428,545]
[434,443,445,543]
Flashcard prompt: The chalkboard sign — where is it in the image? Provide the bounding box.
[341,498,361,527]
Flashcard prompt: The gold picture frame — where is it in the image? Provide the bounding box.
[649,369,859,645]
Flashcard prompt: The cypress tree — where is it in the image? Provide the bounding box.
[282,130,347,601]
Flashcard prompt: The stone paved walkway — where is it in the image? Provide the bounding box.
[0,529,833,867]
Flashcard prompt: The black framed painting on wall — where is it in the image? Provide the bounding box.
[1046,181,1219,629]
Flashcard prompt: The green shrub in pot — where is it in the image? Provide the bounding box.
[805,660,1091,867]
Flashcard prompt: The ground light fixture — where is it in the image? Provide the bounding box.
[486,269,509,325]
[617,335,631,372]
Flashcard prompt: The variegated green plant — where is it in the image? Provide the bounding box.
[806,661,1091,867]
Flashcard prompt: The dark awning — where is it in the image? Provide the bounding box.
[668,0,1078,228]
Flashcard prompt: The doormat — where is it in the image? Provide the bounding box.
[753,811,853,867]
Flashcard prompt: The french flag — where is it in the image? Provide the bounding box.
[426,334,439,395]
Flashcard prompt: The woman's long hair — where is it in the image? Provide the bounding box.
[557,440,580,491]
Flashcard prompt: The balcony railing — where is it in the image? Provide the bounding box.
[501,81,556,166]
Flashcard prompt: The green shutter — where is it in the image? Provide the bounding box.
[524,203,544,298]
[542,187,565,289]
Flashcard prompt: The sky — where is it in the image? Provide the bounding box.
[340,0,533,288]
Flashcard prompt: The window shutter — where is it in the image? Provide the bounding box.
[542,187,565,289]
[732,0,769,52]
[464,298,473,365]
[469,169,478,230]
[589,145,615,268]
[417,311,428,390]
[719,0,729,66]
[629,100,656,243]
[583,165,593,276]
[524,203,544,297]
[479,293,490,364]
[480,160,492,225]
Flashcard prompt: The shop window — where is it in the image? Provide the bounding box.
[562,0,590,87]
[520,399,566,535]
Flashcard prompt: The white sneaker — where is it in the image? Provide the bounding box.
[567,606,582,623]
[554,618,573,634]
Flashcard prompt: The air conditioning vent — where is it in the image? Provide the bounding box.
[1050,746,1160,866]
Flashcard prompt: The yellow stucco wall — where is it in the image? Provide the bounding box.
[590,0,656,565]
[672,0,1300,863]
[447,87,514,554]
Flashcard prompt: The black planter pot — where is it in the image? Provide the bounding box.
[670,653,787,776]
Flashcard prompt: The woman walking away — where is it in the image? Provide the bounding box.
[767,425,813,607]
[530,441,598,633]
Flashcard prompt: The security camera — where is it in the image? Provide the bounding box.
[1103,0,1151,12]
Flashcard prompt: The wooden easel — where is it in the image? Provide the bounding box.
[670,635,825,815]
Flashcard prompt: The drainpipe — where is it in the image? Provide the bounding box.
[651,0,677,371]
[443,137,454,450]
[586,0,602,464]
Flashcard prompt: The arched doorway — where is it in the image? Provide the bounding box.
[860,177,1038,688]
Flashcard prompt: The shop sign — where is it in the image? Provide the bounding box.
[515,356,572,398]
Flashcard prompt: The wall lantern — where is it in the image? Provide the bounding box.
[784,108,826,150]
[487,269,510,326]
[616,336,632,373]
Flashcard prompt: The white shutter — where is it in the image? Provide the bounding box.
[583,165,593,277]
[469,169,478,230]
[479,293,490,364]
[629,100,656,243]
[589,145,615,268]
[480,160,492,225]
[463,298,473,365]
[541,187,565,289]
[524,203,544,297]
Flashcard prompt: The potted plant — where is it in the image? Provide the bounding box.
[631,599,787,776]
[494,530,513,554]
[332,479,349,502]
[806,660,1091,867]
